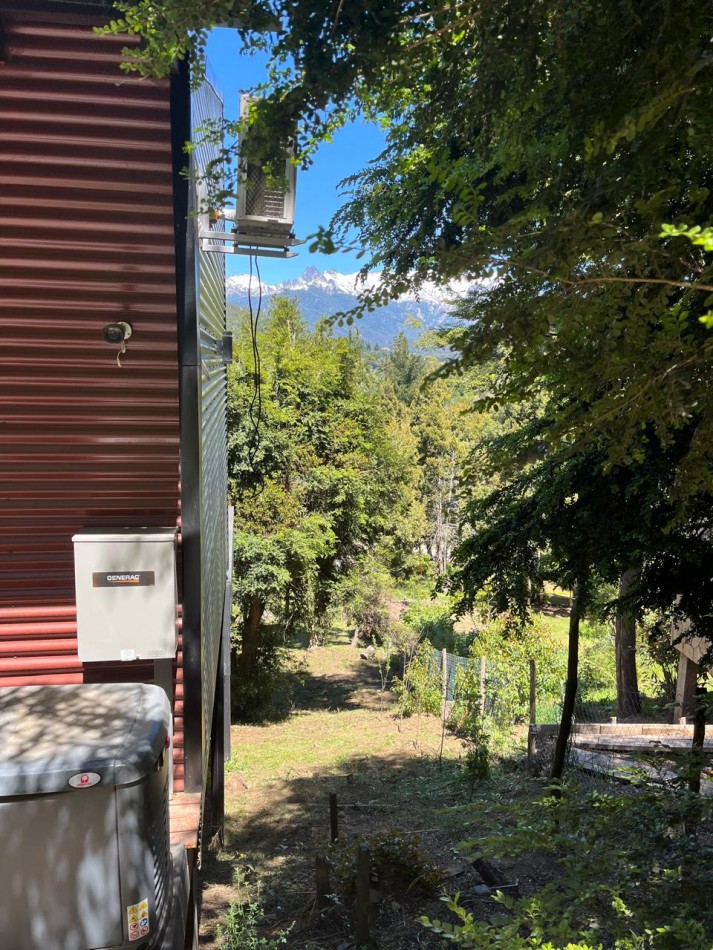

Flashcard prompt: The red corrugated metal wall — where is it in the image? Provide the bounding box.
[0,14,186,789]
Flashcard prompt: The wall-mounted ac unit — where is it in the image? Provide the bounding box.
[198,95,303,259]
[235,93,297,238]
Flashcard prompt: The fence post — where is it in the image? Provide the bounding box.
[527,659,537,768]
[355,843,371,947]
[329,792,339,842]
[315,852,330,910]
[439,648,448,767]
[479,656,486,718]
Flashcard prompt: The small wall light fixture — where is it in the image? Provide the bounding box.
[103,321,133,367]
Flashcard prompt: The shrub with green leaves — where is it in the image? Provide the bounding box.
[338,555,396,644]
[402,599,458,651]
[230,623,305,723]
[422,892,601,949]
[467,613,566,726]
[424,781,713,948]
[218,898,288,950]
[392,643,442,717]
[447,667,491,781]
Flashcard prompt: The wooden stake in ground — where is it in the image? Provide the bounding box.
[689,688,707,796]
[329,792,339,842]
[315,853,330,910]
[439,647,448,767]
[355,843,371,947]
[527,658,537,769]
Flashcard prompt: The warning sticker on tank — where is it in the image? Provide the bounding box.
[127,899,149,942]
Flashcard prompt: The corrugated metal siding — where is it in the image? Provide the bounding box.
[192,78,229,785]
[0,16,184,785]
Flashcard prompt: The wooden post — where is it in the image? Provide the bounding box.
[674,654,699,723]
[529,658,536,725]
[527,659,537,768]
[355,843,371,947]
[315,853,330,910]
[439,648,448,767]
[479,656,486,718]
[329,792,339,842]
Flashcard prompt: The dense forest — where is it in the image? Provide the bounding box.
[226,293,711,723]
[227,299,488,709]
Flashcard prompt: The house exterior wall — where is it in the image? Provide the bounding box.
[0,13,188,785]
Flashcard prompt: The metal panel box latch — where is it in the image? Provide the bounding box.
[73,528,178,662]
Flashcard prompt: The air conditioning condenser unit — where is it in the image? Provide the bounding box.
[0,683,187,949]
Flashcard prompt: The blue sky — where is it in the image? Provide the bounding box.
[205,28,386,285]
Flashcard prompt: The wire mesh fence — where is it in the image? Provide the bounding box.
[420,646,710,789]
[425,646,543,725]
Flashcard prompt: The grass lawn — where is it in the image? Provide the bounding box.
[200,624,713,950]
[200,628,481,949]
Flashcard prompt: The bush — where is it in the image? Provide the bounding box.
[218,899,288,950]
[577,619,617,701]
[402,599,457,651]
[231,624,304,723]
[338,556,396,644]
[392,642,442,717]
[447,667,491,780]
[424,781,713,948]
[467,613,566,726]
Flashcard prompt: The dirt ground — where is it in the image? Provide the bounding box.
[198,633,546,949]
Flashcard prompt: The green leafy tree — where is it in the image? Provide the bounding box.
[326,1,713,499]
[106,1,713,497]
[382,331,430,406]
[228,297,419,701]
[454,410,713,774]
[109,0,713,745]
[410,373,493,574]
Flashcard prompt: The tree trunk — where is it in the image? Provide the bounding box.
[433,484,446,574]
[237,595,264,679]
[440,455,457,573]
[550,583,582,781]
[615,568,642,717]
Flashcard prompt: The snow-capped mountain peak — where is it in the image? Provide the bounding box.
[226,267,476,347]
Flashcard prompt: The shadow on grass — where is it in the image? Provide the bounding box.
[231,635,393,726]
[290,665,389,713]
[574,692,672,725]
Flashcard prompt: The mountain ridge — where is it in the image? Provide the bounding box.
[226,267,472,347]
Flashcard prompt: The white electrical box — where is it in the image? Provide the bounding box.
[73,528,178,663]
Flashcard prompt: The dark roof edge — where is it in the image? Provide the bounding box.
[0,0,114,13]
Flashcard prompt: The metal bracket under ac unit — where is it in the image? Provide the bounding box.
[200,226,304,259]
